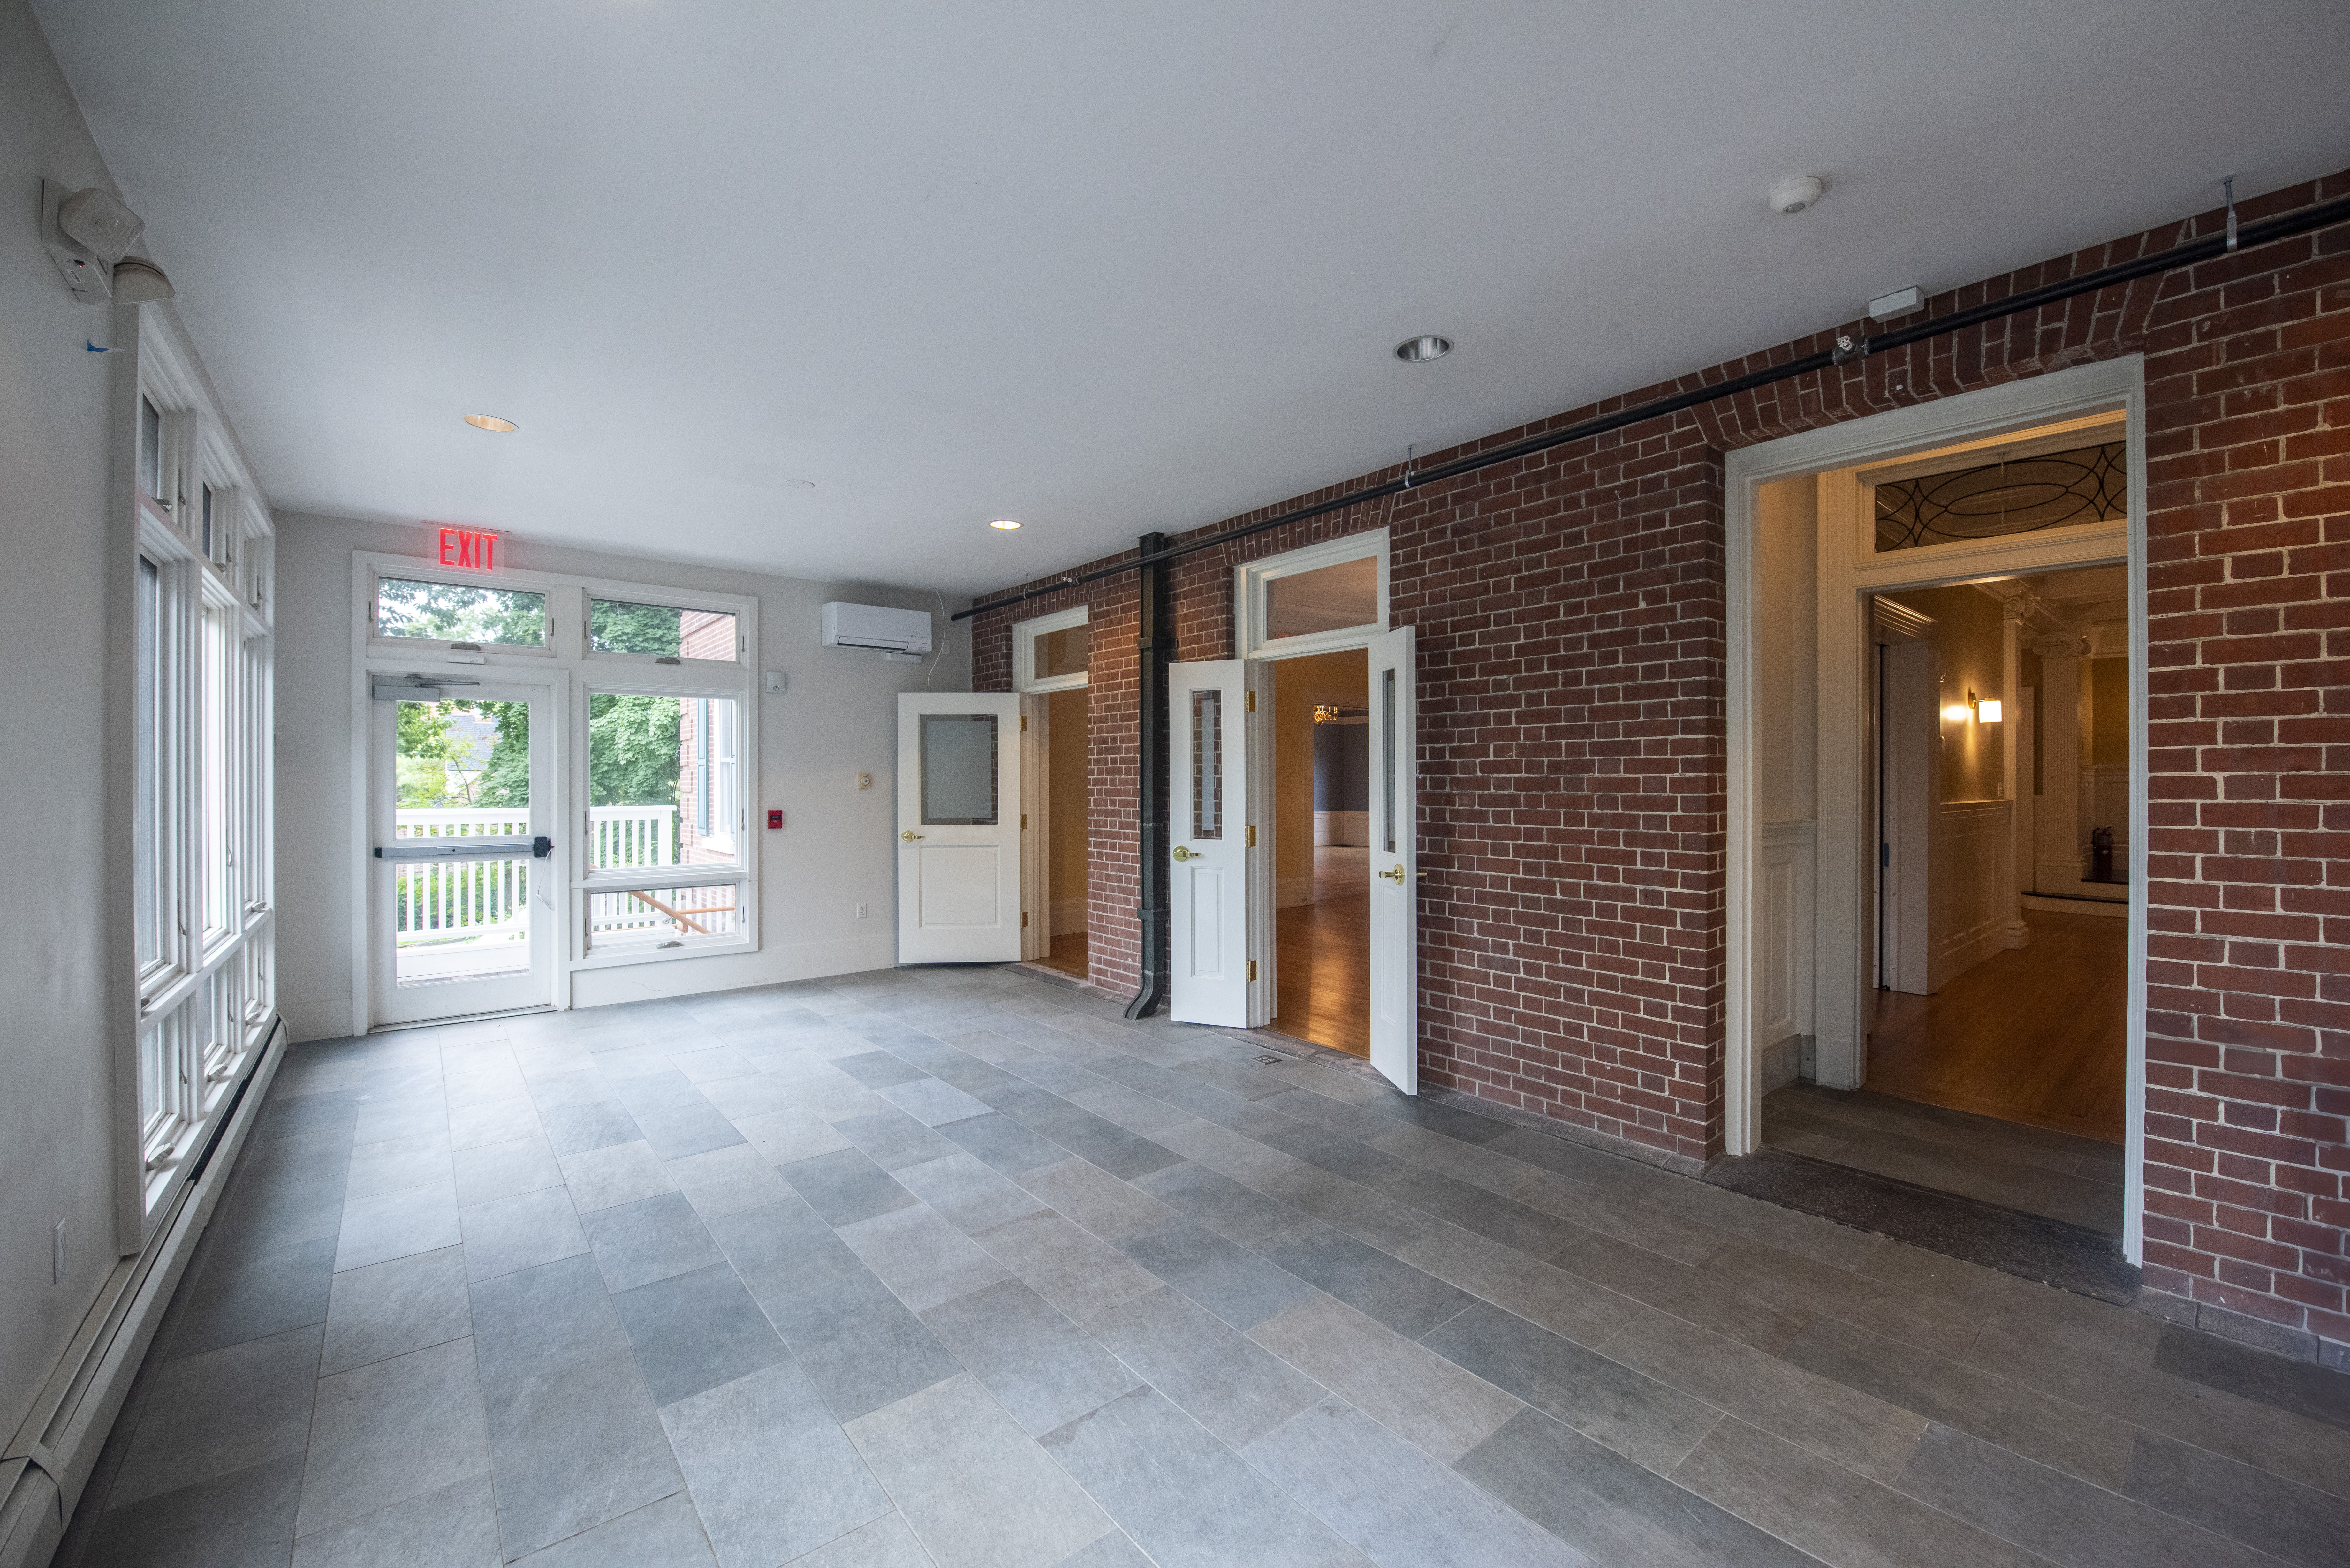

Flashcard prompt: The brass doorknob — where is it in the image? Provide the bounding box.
[900,830,923,842]
[1378,864,1406,883]
[1171,846,1198,862]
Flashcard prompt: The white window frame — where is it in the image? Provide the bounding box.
[586,592,748,669]
[367,564,560,658]
[350,555,760,1025]
[1013,604,1091,693]
[1237,527,1389,660]
[117,303,277,1244]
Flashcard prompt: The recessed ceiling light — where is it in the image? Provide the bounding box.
[989,519,1022,530]
[463,414,518,433]
[1394,335,1452,363]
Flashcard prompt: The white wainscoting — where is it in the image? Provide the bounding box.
[1932,799,2012,991]
[1755,822,1817,1087]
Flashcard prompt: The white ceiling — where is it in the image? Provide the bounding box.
[34,1,2350,596]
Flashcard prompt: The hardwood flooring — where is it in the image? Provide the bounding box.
[1866,909,2126,1143]
[1038,930,1088,979]
[1269,846,1370,1057]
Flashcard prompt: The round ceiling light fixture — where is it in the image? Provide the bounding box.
[463,413,519,433]
[989,518,1022,531]
[1394,335,1452,363]
[1767,175,1825,215]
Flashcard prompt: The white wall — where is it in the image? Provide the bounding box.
[273,512,971,1038]
[0,0,132,1448]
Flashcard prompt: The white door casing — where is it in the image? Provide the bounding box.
[1366,625,1418,1093]
[1169,660,1251,1026]
[897,692,1022,963]
[1722,357,2148,1265]
[371,681,555,1025]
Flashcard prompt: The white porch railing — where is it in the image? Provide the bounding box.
[393,803,691,947]
[393,808,532,944]
[591,804,676,870]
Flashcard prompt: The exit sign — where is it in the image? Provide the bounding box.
[437,526,499,571]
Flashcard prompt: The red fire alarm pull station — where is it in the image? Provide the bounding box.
[767,809,783,830]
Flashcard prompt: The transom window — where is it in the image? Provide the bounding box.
[375,576,549,646]
[1013,605,1090,693]
[591,598,741,662]
[1238,530,1388,658]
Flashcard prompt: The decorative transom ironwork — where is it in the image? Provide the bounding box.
[1873,441,2126,551]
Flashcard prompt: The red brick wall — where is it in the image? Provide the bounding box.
[970,171,2350,1343]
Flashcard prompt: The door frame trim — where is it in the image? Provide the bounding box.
[1723,355,2149,1263]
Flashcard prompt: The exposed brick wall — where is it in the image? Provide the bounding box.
[2134,185,2350,1347]
[970,171,2350,1342]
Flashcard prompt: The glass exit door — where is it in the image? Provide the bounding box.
[371,680,554,1024]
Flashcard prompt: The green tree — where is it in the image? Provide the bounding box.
[589,600,685,656]
[395,701,459,806]
[588,693,681,807]
[456,700,531,807]
[377,579,546,645]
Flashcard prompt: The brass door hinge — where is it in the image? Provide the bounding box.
[1246,825,1257,847]
[1245,690,1256,712]
[1022,912,1029,927]
[1247,959,1258,982]
[1020,715,1028,731]
[1021,813,1029,829]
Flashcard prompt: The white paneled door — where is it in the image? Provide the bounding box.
[1366,625,1418,1092]
[897,693,1023,962]
[1169,660,1252,1026]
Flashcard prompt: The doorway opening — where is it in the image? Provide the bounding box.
[1265,649,1371,1055]
[1013,605,1091,979]
[1733,374,2143,1247]
[1037,687,1091,978]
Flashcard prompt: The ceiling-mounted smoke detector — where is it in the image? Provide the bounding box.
[1767,175,1825,215]
[1394,335,1452,363]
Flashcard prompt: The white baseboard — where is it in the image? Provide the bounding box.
[1050,896,1088,937]
[0,1025,287,1568]
[282,997,354,1044]
[2023,893,2128,918]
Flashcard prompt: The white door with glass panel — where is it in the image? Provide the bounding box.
[371,679,554,1023]
[1169,660,1253,1026]
[898,693,1023,962]
[1366,625,1417,1092]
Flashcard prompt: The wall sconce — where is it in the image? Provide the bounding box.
[1969,689,2003,724]
[1312,705,1341,724]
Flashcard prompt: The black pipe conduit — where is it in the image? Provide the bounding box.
[957,187,2350,626]
[1124,532,1172,1019]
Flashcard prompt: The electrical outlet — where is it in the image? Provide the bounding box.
[854,902,868,920]
[856,771,873,790]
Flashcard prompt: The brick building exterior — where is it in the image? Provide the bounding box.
[970,171,2350,1352]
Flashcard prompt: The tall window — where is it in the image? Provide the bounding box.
[130,337,276,1227]
[134,555,170,981]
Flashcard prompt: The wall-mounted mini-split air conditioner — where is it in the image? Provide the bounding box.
[820,601,933,655]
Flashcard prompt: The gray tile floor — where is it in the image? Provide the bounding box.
[1762,1083,2126,1235]
[61,966,2350,1568]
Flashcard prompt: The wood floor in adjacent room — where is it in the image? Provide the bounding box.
[1866,908,2128,1144]
[1038,931,1088,980]
[1270,846,1369,1058]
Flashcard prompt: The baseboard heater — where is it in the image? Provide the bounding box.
[0,1019,289,1568]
